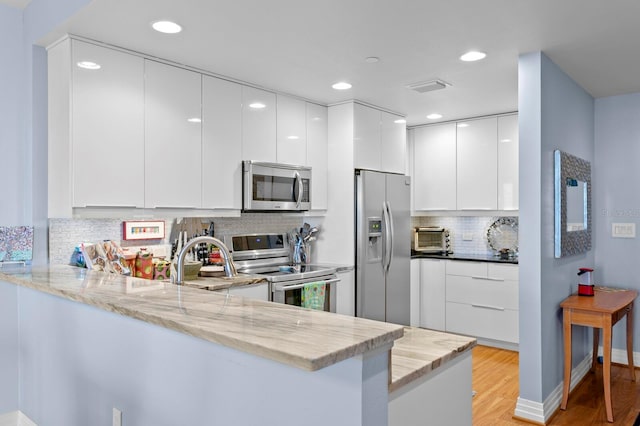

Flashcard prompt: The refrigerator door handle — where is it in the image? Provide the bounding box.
[386,201,395,271]
[383,201,393,273]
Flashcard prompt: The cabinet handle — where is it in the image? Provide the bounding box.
[471,276,505,282]
[471,304,505,311]
[83,204,141,208]
[152,206,199,209]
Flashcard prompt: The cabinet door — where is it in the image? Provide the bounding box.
[353,103,381,170]
[336,270,355,316]
[242,86,276,162]
[380,111,406,174]
[410,259,420,327]
[412,123,457,210]
[202,76,242,209]
[276,95,307,165]
[498,114,519,211]
[144,60,202,208]
[306,103,328,210]
[72,40,145,208]
[456,117,498,210]
[419,259,446,330]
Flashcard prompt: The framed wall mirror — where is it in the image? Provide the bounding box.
[554,150,592,258]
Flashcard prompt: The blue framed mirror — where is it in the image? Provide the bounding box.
[554,150,592,258]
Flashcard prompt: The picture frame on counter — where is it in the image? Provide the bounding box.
[122,220,165,241]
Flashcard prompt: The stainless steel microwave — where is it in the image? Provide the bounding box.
[242,161,311,212]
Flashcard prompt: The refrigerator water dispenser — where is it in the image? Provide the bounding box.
[367,217,382,263]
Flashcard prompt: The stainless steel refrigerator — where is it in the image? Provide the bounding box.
[355,169,411,325]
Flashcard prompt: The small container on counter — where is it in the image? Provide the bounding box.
[135,251,154,279]
[153,259,171,280]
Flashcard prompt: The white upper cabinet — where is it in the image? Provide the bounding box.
[276,95,307,165]
[456,117,498,210]
[306,103,328,210]
[497,114,519,210]
[413,123,457,210]
[242,86,276,163]
[71,40,145,208]
[353,103,406,173]
[202,76,242,209]
[380,111,407,174]
[144,60,202,208]
[353,103,381,171]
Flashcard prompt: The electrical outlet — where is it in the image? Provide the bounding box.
[462,233,473,241]
[113,408,122,426]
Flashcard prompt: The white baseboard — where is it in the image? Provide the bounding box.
[596,346,640,367]
[514,351,592,424]
[0,411,37,426]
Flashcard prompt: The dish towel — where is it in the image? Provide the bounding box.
[301,281,326,310]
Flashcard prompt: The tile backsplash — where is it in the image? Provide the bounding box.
[411,216,519,257]
[49,214,303,265]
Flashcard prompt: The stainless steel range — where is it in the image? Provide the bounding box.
[224,233,339,312]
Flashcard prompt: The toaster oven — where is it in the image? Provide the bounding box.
[413,227,450,253]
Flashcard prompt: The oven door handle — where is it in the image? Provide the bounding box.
[275,278,340,291]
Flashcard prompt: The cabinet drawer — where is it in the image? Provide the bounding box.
[446,275,518,310]
[446,302,519,343]
[487,263,519,281]
[446,261,487,277]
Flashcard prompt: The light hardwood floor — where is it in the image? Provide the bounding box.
[472,345,640,425]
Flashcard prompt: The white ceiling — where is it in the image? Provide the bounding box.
[36,0,640,126]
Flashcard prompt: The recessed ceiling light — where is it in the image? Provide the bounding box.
[500,138,512,143]
[332,82,352,90]
[249,102,266,109]
[365,57,380,63]
[460,51,486,62]
[187,118,201,123]
[76,61,101,70]
[457,123,469,128]
[394,119,406,124]
[287,135,299,140]
[426,113,442,120]
[152,20,182,34]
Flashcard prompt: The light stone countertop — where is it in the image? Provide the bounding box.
[180,273,267,291]
[0,265,404,371]
[390,326,477,393]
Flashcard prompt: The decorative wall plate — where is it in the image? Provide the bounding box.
[486,217,518,253]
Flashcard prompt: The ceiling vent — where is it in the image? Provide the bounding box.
[406,79,450,93]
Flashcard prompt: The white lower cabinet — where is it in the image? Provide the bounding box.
[410,260,420,327]
[418,259,446,331]
[336,269,355,316]
[445,261,519,346]
[222,283,269,301]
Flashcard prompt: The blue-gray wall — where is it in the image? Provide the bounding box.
[0,0,92,264]
[594,93,640,349]
[0,281,19,413]
[0,5,25,227]
[518,51,594,404]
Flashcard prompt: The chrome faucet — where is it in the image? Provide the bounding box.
[175,236,237,284]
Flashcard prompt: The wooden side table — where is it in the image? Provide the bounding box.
[560,287,637,423]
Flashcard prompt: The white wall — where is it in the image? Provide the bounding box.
[594,92,640,349]
[518,52,594,406]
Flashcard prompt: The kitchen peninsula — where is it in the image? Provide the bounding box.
[0,266,474,425]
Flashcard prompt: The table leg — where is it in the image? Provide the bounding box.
[626,303,636,382]
[592,327,599,372]
[603,319,613,423]
[561,308,572,410]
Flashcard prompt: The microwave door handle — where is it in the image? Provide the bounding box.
[294,171,302,208]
